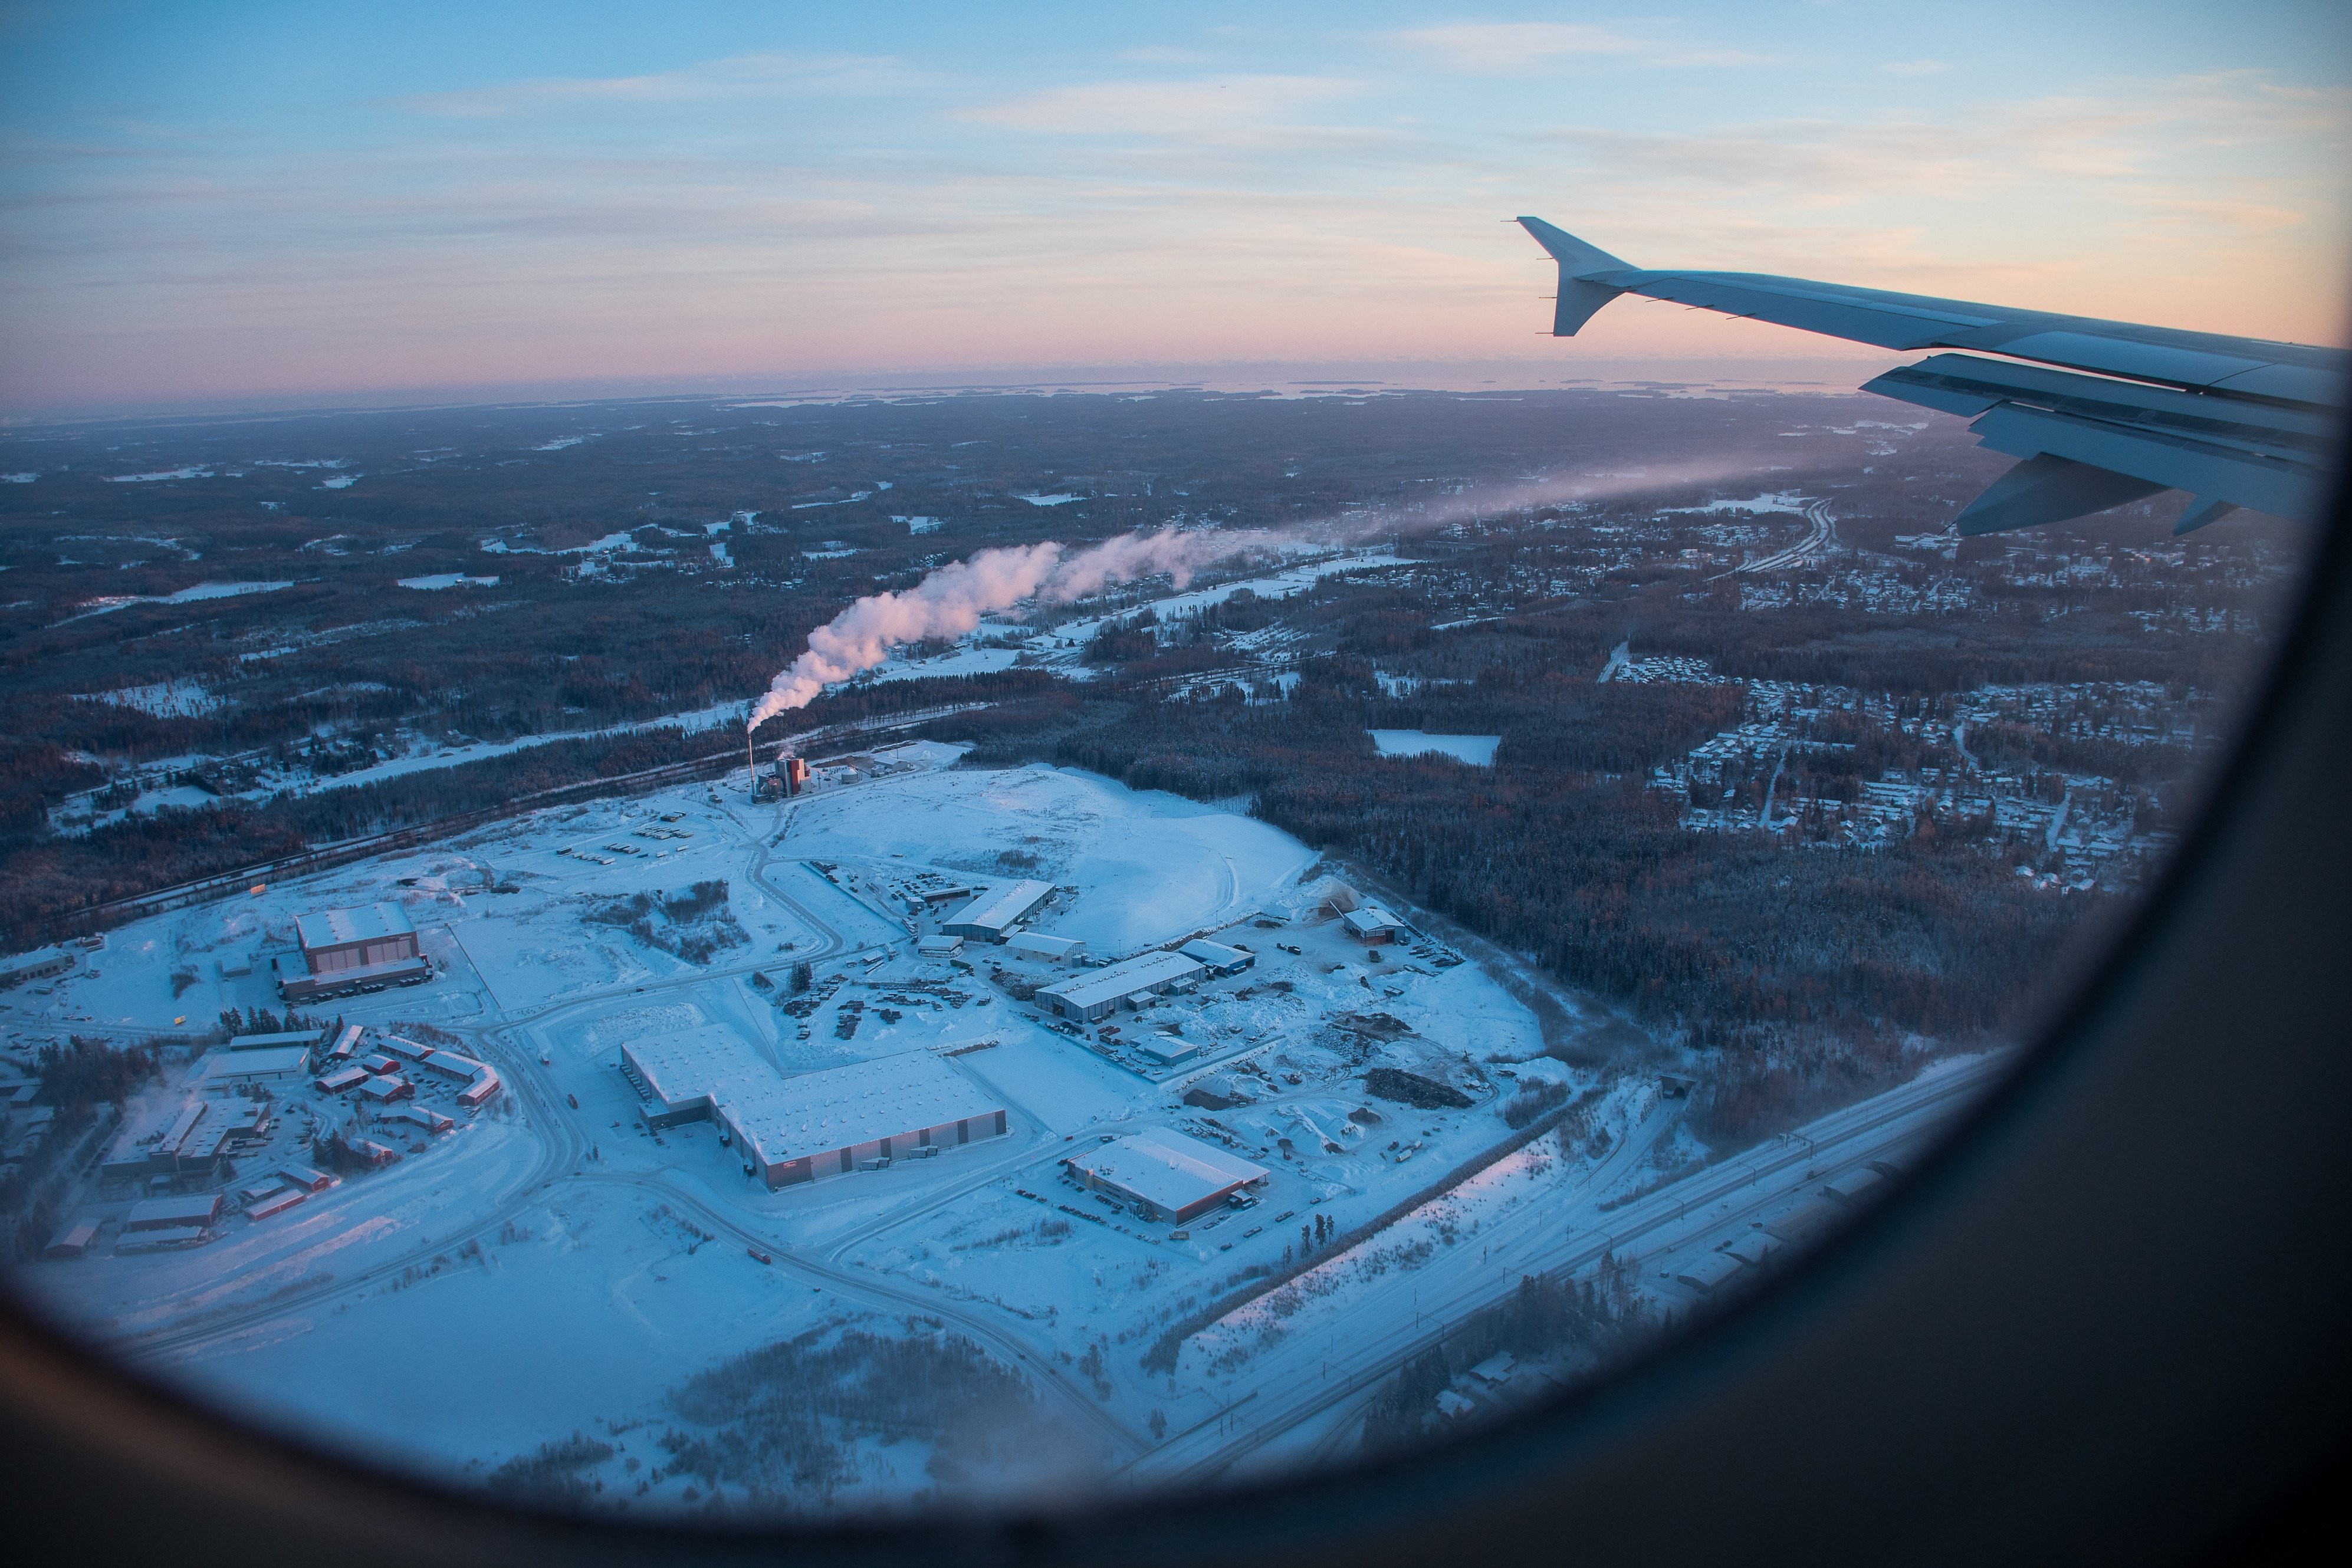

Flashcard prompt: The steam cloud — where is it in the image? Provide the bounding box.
[747,527,1271,729]
[747,453,1776,731]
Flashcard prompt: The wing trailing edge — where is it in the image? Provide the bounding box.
[1513,215,2347,534]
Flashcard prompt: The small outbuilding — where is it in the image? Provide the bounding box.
[1178,939,1255,977]
[44,1220,99,1260]
[1004,932,1085,965]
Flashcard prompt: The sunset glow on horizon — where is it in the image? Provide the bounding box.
[3,1,2347,416]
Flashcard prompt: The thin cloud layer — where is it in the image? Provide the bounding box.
[2,8,2346,412]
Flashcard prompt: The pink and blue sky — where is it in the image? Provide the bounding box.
[2,1,2347,414]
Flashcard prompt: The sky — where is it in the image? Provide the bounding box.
[2,1,2348,415]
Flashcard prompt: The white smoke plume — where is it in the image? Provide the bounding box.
[747,453,1782,731]
[747,527,1273,729]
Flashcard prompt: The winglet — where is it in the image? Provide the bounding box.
[1516,216,1633,336]
[1515,217,1631,276]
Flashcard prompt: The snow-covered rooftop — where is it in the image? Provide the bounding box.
[941,879,1053,938]
[1065,1127,1266,1215]
[295,902,414,952]
[722,1050,1002,1166]
[1040,949,1206,1014]
[625,1024,775,1117]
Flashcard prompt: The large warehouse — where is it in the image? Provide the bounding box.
[1037,948,1207,1022]
[620,1024,776,1129]
[940,879,1053,942]
[1063,1127,1267,1222]
[275,903,431,1002]
[619,1028,1007,1188]
[718,1052,1007,1189]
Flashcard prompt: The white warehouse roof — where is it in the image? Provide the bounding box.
[295,903,415,952]
[1006,932,1085,960]
[1065,1128,1266,1215]
[941,879,1053,937]
[624,1024,774,1119]
[723,1051,1002,1168]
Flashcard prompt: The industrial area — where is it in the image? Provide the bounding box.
[2,735,1995,1513]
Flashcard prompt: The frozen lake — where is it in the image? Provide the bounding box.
[1368,730,1500,767]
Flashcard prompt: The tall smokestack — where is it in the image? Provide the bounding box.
[748,729,757,798]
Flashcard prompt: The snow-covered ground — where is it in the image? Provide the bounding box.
[783,764,1314,954]
[1368,731,1500,767]
[397,573,500,590]
[63,580,294,620]
[6,755,1617,1518]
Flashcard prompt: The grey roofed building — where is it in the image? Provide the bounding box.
[0,945,74,988]
[126,1192,223,1231]
[1062,1127,1267,1223]
[1036,949,1207,1022]
[226,1029,325,1051]
[1178,938,1254,977]
[191,1044,311,1087]
[939,879,1054,942]
[1004,931,1085,964]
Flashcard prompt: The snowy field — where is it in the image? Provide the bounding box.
[1368,731,1500,767]
[4,752,1622,1518]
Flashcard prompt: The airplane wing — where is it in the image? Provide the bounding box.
[1516,215,2347,535]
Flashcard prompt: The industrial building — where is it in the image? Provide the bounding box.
[1062,1128,1267,1222]
[621,1023,777,1129]
[0,945,75,989]
[44,1220,98,1260]
[1037,949,1207,1022]
[100,1096,229,1185]
[940,879,1054,943]
[718,1053,1006,1189]
[126,1192,224,1232]
[191,1041,314,1089]
[275,903,432,1002]
[1343,903,1409,944]
[619,1027,1007,1189]
[413,1047,504,1106]
[1179,938,1255,977]
[1005,932,1085,965]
